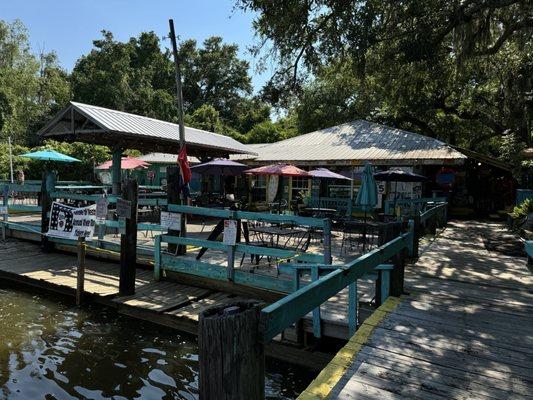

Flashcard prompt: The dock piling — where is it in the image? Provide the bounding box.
[76,236,86,306]
[119,179,138,296]
[199,302,265,400]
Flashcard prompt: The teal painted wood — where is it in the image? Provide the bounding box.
[311,266,322,338]
[5,184,42,193]
[348,282,357,336]
[261,232,412,341]
[161,235,227,251]
[154,235,161,280]
[1,221,42,235]
[159,253,293,293]
[138,198,168,206]
[168,204,230,218]
[407,219,415,256]
[50,191,119,203]
[384,197,447,215]
[8,204,42,213]
[380,270,390,304]
[293,269,300,291]
[237,210,325,228]
[420,203,447,223]
[323,218,332,264]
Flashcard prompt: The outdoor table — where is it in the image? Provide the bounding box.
[248,224,309,251]
[302,207,337,218]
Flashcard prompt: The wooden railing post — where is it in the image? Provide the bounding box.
[119,179,138,296]
[412,215,420,258]
[227,211,236,281]
[167,166,186,255]
[2,185,8,240]
[40,170,56,252]
[199,302,264,400]
[76,236,86,306]
[323,218,332,264]
[390,248,406,297]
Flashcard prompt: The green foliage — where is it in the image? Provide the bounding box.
[510,198,533,220]
[238,0,533,157]
[0,20,69,145]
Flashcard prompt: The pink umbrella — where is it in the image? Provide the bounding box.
[96,156,150,170]
[245,163,309,177]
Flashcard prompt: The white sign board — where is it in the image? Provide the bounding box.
[47,202,96,240]
[96,197,109,223]
[0,206,7,215]
[223,219,237,246]
[160,211,181,230]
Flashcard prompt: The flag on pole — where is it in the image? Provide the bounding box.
[177,145,192,184]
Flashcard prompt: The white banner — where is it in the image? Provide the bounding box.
[48,202,97,240]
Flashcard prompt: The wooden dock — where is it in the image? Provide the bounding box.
[300,220,533,399]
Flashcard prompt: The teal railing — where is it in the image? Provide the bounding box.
[154,204,331,294]
[384,197,447,216]
[261,221,415,341]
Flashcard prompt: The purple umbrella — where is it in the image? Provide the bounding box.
[190,158,249,176]
[309,168,352,180]
[309,168,352,207]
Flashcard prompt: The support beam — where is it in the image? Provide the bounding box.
[119,179,138,295]
[40,169,56,252]
[111,149,122,196]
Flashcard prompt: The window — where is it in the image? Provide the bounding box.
[291,177,310,199]
[251,175,267,202]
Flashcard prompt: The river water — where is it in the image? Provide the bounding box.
[0,285,314,399]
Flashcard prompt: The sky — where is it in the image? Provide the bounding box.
[2,0,272,92]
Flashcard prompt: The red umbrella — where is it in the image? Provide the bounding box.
[96,156,150,170]
[245,163,309,177]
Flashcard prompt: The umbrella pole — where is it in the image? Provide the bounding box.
[362,210,367,252]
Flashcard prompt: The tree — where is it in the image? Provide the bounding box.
[0,20,69,145]
[237,0,532,156]
[178,36,253,127]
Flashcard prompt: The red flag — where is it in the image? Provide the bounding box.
[177,145,192,184]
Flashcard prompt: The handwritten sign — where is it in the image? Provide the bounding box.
[47,202,96,240]
[0,206,7,215]
[160,211,181,230]
[96,197,109,223]
[116,198,132,219]
[223,219,237,246]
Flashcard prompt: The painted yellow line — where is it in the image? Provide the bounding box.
[298,296,402,400]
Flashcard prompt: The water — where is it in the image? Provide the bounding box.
[0,285,314,399]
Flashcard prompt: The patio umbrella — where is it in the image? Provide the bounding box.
[191,158,249,196]
[245,163,310,177]
[246,163,309,213]
[308,167,352,206]
[190,158,249,176]
[373,169,428,214]
[95,156,150,170]
[20,150,80,163]
[355,163,378,251]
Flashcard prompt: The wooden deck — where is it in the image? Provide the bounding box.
[301,220,533,399]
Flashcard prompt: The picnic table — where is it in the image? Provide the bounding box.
[248,224,311,253]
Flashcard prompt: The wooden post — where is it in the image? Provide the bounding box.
[76,236,86,306]
[227,211,236,281]
[166,166,185,254]
[390,248,406,296]
[199,302,265,400]
[111,149,122,196]
[323,218,332,264]
[348,281,358,336]
[412,214,421,258]
[119,179,138,296]
[429,214,437,235]
[40,170,56,252]
[2,185,8,240]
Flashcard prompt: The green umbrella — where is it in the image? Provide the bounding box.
[20,149,81,163]
[355,163,378,251]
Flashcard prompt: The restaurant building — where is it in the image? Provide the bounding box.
[232,120,515,216]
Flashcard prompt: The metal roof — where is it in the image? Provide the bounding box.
[240,120,467,166]
[139,152,200,165]
[38,102,257,156]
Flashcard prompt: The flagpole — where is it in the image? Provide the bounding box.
[169,18,187,252]
[8,136,14,183]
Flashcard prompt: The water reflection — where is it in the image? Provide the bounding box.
[0,286,313,399]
